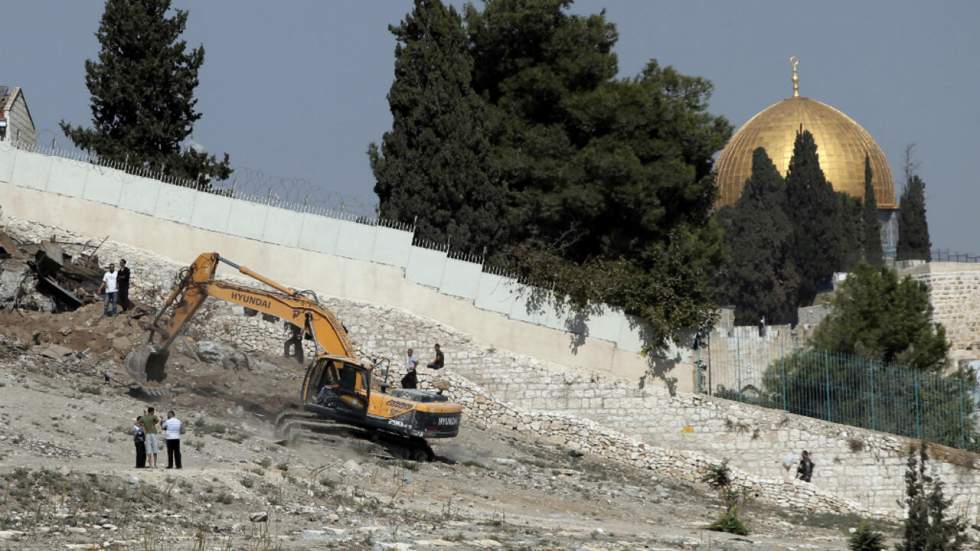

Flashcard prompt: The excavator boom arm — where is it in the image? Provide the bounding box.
[128,252,354,382]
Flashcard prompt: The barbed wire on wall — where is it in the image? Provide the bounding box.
[15,132,393,224]
[8,135,525,270]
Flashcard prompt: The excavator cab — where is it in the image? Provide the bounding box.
[303,355,371,419]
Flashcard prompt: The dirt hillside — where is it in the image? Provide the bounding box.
[0,224,899,550]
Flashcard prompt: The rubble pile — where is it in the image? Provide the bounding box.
[0,227,107,312]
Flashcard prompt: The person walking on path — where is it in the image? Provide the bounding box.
[139,407,161,468]
[796,450,814,482]
[98,263,118,317]
[426,343,444,370]
[117,259,131,312]
[132,417,146,469]
[161,410,183,469]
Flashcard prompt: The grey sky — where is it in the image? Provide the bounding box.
[4,1,979,251]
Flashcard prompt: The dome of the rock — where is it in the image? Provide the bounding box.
[715,95,896,209]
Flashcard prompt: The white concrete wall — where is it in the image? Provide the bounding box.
[0,143,670,387]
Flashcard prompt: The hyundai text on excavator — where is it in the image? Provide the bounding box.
[123,252,461,460]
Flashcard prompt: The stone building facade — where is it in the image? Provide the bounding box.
[901,261,980,359]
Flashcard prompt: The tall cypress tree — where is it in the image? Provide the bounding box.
[833,192,863,273]
[369,0,503,252]
[719,148,798,325]
[897,174,932,261]
[784,129,839,305]
[60,0,231,185]
[861,155,883,267]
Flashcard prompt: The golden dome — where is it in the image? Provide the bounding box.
[715,96,896,209]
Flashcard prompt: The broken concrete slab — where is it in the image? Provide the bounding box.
[37,343,73,359]
[37,241,65,271]
[0,230,18,258]
[196,340,250,371]
[21,291,56,313]
[39,275,84,308]
[0,260,30,302]
[0,231,106,312]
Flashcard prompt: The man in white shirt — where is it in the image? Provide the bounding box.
[97,263,118,317]
[401,348,419,389]
[161,410,183,469]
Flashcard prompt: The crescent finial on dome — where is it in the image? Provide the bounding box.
[790,56,800,97]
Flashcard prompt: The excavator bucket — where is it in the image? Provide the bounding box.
[124,344,170,384]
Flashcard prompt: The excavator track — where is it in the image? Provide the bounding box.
[273,408,435,462]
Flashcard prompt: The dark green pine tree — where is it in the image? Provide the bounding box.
[462,0,732,349]
[784,129,840,305]
[719,148,799,325]
[861,155,883,267]
[370,0,503,252]
[813,263,948,372]
[897,174,932,261]
[60,0,231,185]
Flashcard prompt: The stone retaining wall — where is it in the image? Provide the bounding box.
[902,262,980,355]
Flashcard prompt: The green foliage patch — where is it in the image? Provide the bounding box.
[60,0,231,185]
[373,0,732,351]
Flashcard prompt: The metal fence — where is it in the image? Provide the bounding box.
[696,347,980,451]
[930,249,980,263]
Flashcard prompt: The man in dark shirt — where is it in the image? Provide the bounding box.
[796,450,814,482]
[427,343,444,370]
[283,322,304,364]
[117,259,131,311]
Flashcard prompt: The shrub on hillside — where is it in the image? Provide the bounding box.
[848,523,885,551]
[708,506,749,536]
[701,460,750,535]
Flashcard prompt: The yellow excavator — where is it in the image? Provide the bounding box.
[124,252,461,460]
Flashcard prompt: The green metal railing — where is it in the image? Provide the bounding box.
[696,348,980,451]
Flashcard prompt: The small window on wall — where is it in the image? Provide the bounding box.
[0,123,6,141]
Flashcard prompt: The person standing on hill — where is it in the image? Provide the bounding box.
[283,322,304,364]
[132,417,146,469]
[161,410,183,469]
[401,348,419,390]
[98,262,118,317]
[139,407,160,468]
[117,259,131,311]
[796,450,814,482]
